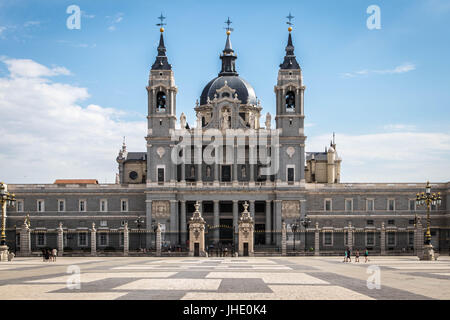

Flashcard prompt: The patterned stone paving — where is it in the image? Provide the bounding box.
[0,256,449,300]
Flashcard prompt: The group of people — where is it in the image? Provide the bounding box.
[343,247,369,263]
[42,248,57,262]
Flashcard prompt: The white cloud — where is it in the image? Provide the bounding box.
[24,21,40,27]
[342,63,416,78]
[383,124,416,131]
[0,58,145,183]
[307,131,450,182]
[0,57,71,78]
[106,13,124,31]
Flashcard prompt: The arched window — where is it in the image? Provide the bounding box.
[285,91,295,111]
[156,91,166,111]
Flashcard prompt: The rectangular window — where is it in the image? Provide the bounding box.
[367,220,374,225]
[287,166,295,183]
[366,199,374,211]
[388,199,395,211]
[157,167,165,183]
[99,220,107,227]
[79,233,87,246]
[388,219,395,225]
[409,219,415,225]
[16,200,24,212]
[324,199,332,212]
[345,199,353,212]
[37,200,45,212]
[121,220,127,227]
[409,199,416,211]
[408,231,414,245]
[431,203,437,211]
[324,232,332,245]
[366,232,375,246]
[387,232,395,246]
[100,199,108,212]
[121,199,128,212]
[79,200,86,212]
[99,233,108,246]
[37,233,45,246]
[58,200,65,212]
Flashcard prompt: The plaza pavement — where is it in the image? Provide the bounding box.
[0,256,449,300]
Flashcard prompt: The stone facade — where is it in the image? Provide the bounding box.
[2,29,449,255]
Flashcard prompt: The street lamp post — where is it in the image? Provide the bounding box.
[134,216,145,251]
[300,215,311,253]
[0,182,16,261]
[416,181,442,260]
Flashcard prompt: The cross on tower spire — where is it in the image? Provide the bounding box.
[156,13,166,28]
[224,17,234,33]
[286,12,294,26]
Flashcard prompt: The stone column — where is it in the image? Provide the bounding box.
[232,145,238,186]
[91,223,96,256]
[265,200,271,245]
[213,200,220,244]
[347,221,353,252]
[180,201,187,245]
[233,200,239,251]
[249,146,255,185]
[169,200,178,245]
[314,222,320,256]
[380,222,386,255]
[274,200,282,245]
[181,163,186,183]
[197,146,202,186]
[145,200,152,248]
[156,223,162,256]
[415,219,424,259]
[57,223,64,257]
[281,221,287,256]
[20,222,31,256]
[123,222,129,256]
[249,200,255,220]
[214,163,219,185]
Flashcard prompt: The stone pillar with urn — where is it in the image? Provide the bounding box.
[57,222,64,257]
[188,201,206,257]
[238,201,254,257]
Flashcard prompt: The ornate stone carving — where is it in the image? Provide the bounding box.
[157,147,165,159]
[179,112,186,129]
[282,200,300,219]
[152,200,170,219]
[265,112,271,129]
[286,147,295,158]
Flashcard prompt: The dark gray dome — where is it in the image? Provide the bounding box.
[200,76,257,105]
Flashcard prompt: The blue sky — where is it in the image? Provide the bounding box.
[0,0,449,183]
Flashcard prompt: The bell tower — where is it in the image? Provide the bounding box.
[274,14,306,185]
[146,15,177,185]
[147,23,177,137]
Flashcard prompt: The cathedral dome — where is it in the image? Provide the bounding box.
[200,75,257,106]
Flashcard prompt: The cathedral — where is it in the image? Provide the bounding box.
[5,21,449,255]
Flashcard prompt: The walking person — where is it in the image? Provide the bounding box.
[364,248,369,263]
[42,248,46,262]
[343,249,348,262]
[347,248,352,263]
[52,248,57,262]
[355,249,360,263]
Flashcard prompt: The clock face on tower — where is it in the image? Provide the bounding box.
[129,171,138,180]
